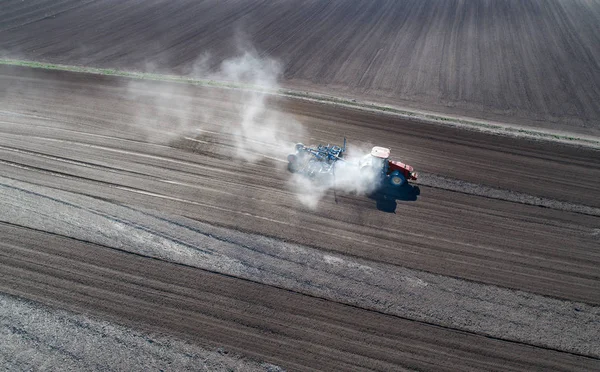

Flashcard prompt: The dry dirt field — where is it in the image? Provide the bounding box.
[1,66,599,370]
[1,0,599,135]
[1,1,600,371]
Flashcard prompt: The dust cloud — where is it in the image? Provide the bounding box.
[288,144,383,209]
[206,50,303,162]
[127,47,304,162]
[127,46,379,208]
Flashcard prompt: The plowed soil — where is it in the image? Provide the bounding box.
[1,0,599,135]
[1,66,599,370]
[2,1,600,369]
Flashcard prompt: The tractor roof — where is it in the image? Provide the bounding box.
[371,146,390,159]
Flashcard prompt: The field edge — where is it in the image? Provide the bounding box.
[2,58,599,149]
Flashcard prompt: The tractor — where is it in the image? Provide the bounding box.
[358,146,418,187]
[287,138,417,188]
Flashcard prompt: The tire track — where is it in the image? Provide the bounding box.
[417,172,600,217]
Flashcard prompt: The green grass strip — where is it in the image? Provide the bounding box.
[1,58,598,147]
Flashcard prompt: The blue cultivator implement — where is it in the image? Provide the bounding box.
[287,138,347,178]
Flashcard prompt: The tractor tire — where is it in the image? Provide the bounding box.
[389,171,405,187]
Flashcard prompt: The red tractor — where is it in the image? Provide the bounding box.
[359,146,418,187]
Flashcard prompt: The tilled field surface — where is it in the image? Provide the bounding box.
[1,0,599,135]
[1,66,599,370]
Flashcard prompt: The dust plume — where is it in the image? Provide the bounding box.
[125,47,303,163]
[125,78,199,143]
[126,46,379,209]
[201,50,303,162]
[288,143,383,209]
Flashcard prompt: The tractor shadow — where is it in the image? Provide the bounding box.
[368,184,420,213]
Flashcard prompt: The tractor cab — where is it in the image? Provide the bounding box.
[370,146,391,159]
[359,146,390,174]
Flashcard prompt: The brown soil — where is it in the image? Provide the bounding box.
[1,66,599,369]
[1,0,599,135]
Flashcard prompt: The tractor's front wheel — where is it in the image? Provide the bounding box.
[389,171,405,187]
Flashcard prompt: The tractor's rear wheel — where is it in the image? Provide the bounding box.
[389,171,405,187]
